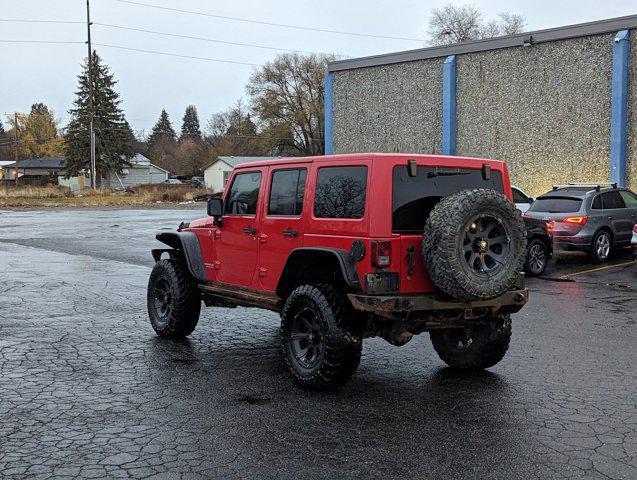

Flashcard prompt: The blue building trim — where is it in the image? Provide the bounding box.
[442,55,457,156]
[610,29,630,186]
[324,72,333,155]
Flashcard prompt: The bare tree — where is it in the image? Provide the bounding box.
[497,12,526,36]
[427,4,526,45]
[428,4,483,45]
[247,53,335,156]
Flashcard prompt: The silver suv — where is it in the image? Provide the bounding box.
[524,184,637,262]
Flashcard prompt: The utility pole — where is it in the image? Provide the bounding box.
[86,0,96,189]
[13,113,19,187]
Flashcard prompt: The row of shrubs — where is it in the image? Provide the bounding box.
[0,184,211,203]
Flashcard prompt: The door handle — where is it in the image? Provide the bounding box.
[243,227,256,235]
[282,229,298,237]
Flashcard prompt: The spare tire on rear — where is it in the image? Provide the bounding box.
[422,188,526,301]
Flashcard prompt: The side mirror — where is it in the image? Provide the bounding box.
[207,197,223,217]
[528,197,535,203]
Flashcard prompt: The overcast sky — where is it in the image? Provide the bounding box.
[2,0,635,136]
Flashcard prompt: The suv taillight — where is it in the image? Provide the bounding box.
[561,216,588,225]
[371,241,391,268]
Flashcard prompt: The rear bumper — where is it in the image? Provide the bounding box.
[348,287,528,323]
[553,234,592,252]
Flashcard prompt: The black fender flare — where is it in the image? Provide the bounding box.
[276,247,361,297]
[153,231,207,282]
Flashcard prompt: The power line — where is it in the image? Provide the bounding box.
[0,18,84,24]
[0,39,83,44]
[116,0,424,42]
[93,43,262,66]
[94,22,332,56]
[0,18,344,57]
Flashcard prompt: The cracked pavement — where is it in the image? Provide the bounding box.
[0,208,635,479]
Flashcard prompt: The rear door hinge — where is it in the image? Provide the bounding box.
[406,246,415,276]
[213,260,221,270]
[258,267,267,277]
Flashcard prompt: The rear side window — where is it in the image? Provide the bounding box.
[392,166,503,233]
[314,166,367,219]
[225,171,261,215]
[512,188,530,203]
[600,191,626,209]
[619,190,637,207]
[592,195,602,209]
[268,169,307,216]
[528,197,582,213]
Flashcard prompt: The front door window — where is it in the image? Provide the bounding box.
[215,170,263,286]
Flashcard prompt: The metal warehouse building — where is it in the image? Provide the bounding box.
[324,15,637,195]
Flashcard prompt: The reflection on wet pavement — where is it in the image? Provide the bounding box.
[0,208,635,479]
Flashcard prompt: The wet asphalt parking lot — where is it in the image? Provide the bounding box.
[0,207,635,479]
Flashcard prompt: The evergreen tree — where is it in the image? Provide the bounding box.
[147,109,176,148]
[179,105,202,141]
[64,51,134,180]
[147,109,178,173]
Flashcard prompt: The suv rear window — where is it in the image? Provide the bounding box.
[392,166,503,233]
[314,166,367,219]
[600,191,626,209]
[268,169,307,216]
[528,197,582,213]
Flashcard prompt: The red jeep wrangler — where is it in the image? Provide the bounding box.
[148,154,528,389]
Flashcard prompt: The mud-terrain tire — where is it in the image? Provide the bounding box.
[147,258,201,339]
[281,284,362,390]
[422,188,526,301]
[430,315,512,370]
[524,238,549,276]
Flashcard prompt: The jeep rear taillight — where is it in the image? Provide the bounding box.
[371,241,391,268]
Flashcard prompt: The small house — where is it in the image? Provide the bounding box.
[101,154,169,189]
[203,156,281,192]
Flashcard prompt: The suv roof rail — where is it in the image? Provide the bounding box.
[551,182,617,192]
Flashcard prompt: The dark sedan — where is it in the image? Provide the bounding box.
[524,184,637,262]
[523,216,553,276]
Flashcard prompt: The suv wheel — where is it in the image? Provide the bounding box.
[589,230,612,262]
[281,285,362,390]
[147,258,201,339]
[525,239,548,276]
[430,315,511,370]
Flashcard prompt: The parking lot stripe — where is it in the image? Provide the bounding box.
[559,259,636,279]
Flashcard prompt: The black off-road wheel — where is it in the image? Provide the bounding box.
[423,189,526,301]
[147,258,201,339]
[281,285,362,390]
[525,238,549,276]
[430,315,512,370]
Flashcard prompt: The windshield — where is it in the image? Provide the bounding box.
[392,166,503,232]
[528,197,582,213]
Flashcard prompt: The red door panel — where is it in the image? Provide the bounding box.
[215,169,266,287]
[258,166,309,291]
